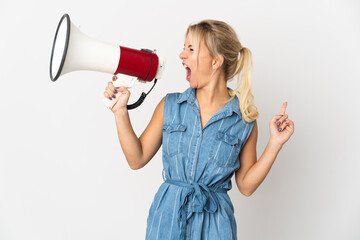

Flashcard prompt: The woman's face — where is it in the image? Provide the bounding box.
[179,33,214,88]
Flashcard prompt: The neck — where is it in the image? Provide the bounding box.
[195,79,230,107]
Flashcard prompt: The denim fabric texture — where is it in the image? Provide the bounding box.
[145,87,256,240]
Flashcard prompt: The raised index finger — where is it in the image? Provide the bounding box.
[280,102,287,115]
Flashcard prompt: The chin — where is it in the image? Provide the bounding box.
[188,81,196,88]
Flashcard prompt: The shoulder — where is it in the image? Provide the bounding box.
[240,119,257,148]
[164,92,177,103]
[164,91,182,103]
[152,96,166,124]
[153,90,182,121]
[163,88,189,107]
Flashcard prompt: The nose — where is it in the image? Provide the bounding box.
[179,49,187,60]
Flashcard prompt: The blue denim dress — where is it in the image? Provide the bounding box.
[145,87,256,240]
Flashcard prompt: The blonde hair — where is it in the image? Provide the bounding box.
[185,20,259,124]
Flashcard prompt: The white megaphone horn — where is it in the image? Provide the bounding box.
[49,13,166,110]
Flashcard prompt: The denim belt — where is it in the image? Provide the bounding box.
[164,178,229,239]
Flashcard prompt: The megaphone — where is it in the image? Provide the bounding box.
[49,13,165,110]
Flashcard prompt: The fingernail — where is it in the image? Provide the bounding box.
[112,94,116,98]
[114,90,118,94]
[108,97,112,100]
[278,127,282,132]
[115,87,120,89]
[276,121,280,126]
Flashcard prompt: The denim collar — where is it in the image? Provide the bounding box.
[176,87,241,117]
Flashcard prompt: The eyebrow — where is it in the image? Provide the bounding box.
[183,44,193,47]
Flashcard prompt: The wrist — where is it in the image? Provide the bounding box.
[114,108,128,117]
[267,139,283,152]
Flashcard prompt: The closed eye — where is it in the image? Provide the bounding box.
[182,47,194,52]
[183,44,194,52]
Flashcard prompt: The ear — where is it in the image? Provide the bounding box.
[212,55,224,70]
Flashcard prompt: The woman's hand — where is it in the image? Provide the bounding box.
[104,76,131,114]
[269,102,294,147]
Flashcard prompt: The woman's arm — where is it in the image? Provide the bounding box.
[113,96,165,170]
[236,103,294,196]
[235,121,283,196]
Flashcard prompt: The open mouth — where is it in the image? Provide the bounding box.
[183,64,191,81]
[186,67,191,81]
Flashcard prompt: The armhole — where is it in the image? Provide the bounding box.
[162,92,181,127]
[241,120,256,149]
[162,94,169,128]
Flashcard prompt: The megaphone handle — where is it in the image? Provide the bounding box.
[103,77,158,110]
[127,78,157,109]
[127,78,158,109]
[103,76,136,109]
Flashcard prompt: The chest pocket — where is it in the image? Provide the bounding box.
[209,130,241,168]
[161,123,187,157]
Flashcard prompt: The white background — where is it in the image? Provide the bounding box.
[0,0,359,239]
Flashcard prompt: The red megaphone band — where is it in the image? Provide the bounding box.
[114,46,159,81]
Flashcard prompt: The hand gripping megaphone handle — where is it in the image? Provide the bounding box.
[103,74,158,110]
[103,74,136,109]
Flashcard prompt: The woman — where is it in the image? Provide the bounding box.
[104,20,294,240]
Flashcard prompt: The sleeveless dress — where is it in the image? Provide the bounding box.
[145,87,256,240]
